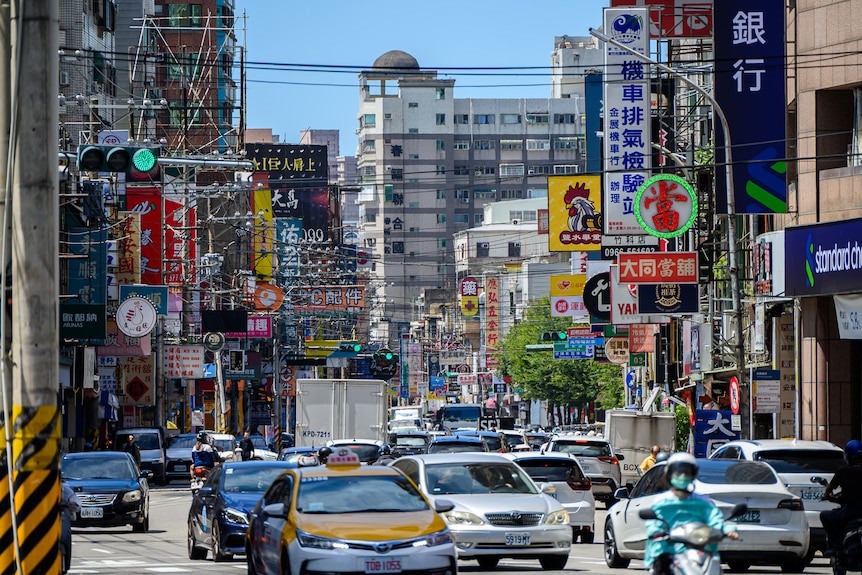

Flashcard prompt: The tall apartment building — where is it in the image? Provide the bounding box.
[300,129,340,185]
[355,48,591,343]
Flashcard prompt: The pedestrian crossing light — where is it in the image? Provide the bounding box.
[542,331,567,342]
[77,144,160,176]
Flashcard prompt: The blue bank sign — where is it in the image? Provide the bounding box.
[785,218,862,296]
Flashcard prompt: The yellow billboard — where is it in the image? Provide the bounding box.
[548,174,602,252]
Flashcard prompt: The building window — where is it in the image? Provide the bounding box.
[437,214,447,224]
[408,128,419,133]
[476,166,496,175]
[501,114,521,124]
[554,137,579,150]
[473,189,497,199]
[362,140,376,152]
[436,189,446,199]
[408,178,419,183]
[500,140,523,150]
[527,139,551,150]
[474,114,495,124]
[361,166,376,177]
[477,242,490,257]
[555,113,577,124]
[475,140,495,150]
[527,165,551,175]
[527,189,548,199]
[384,113,392,119]
[453,166,470,176]
[454,214,469,223]
[409,202,419,208]
[453,141,470,150]
[436,165,446,175]
[392,241,404,254]
[455,189,470,200]
[408,102,419,108]
[438,238,447,248]
[363,114,376,128]
[500,163,525,178]
[436,87,446,100]
[526,113,549,124]
[501,189,524,199]
[554,164,579,174]
[168,3,202,27]
[508,242,522,257]
[408,154,419,159]
[436,139,446,151]
[390,168,403,180]
[454,114,469,124]
[436,113,446,125]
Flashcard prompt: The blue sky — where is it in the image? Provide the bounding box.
[235,0,609,155]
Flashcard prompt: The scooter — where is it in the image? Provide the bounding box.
[639,503,747,575]
[190,466,212,493]
[820,489,862,575]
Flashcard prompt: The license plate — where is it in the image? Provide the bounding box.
[505,532,531,546]
[798,488,823,501]
[735,510,761,524]
[580,463,592,472]
[80,507,103,519]
[364,558,402,573]
[176,464,187,471]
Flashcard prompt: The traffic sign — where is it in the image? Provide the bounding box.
[729,376,741,415]
[554,348,594,360]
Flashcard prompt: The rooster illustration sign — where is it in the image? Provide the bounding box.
[116,296,158,337]
[548,174,603,252]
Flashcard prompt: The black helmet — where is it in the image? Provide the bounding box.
[317,446,332,460]
[378,444,391,456]
[197,431,209,443]
[665,452,698,479]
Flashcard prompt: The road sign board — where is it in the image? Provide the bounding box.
[554,348,594,360]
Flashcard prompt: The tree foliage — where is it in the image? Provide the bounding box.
[494,297,624,421]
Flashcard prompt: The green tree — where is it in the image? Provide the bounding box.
[494,297,624,424]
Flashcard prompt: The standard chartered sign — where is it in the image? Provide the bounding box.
[786,219,862,296]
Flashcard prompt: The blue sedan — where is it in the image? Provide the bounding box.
[187,461,296,562]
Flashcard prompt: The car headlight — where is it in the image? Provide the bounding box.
[122,489,142,503]
[297,529,349,550]
[224,507,249,525]
[413,530,453,548]
[544,509,569,525]
[442,510,485,526]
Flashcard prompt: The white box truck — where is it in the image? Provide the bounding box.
[294,379,388,447]
[604,409,676,489]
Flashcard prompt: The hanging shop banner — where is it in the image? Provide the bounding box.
[714,0,787,214]
[276,217,303,279]
[485,275,500,350]
[834,294,862,339]
[164,197,196,285]
[124,187,162,285]
[120,355,155,406]
[629,323,658,352]
[618,252,698,283]
[634,174,698,238]
[785,218,862,296]
[610,0,712,38]
[638,283,699,314]
[550,274,588,318]
[602,7,651,235]
[583,272,612,324]
[119,284,169,315]
[60,303,106,342]
[164,345,206,379]
[294,285,366,315]
[115,212,142,285]
[547,174,602,251]
[225,315,273,339]
[253,188,275,281]
[68,226,108,305]
[601,234,660,260]
[253,283,284,312]
[245,144,329,183]
[609,265,671,325]
[753,369,781,414]
[460,276,479,317]
[97,319,151,357]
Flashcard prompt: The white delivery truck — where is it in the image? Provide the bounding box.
[604,409,676,489]
[294,379,388,447]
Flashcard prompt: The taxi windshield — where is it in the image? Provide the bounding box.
[296,475,430,514]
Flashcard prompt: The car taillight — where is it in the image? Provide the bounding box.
[598,456,619,465]
[567,477,592,491]
[778,498,804,511]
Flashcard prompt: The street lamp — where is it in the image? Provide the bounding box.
[588,28,746,406]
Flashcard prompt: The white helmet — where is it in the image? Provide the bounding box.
[665,452,698,479]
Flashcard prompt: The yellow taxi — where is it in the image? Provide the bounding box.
[245,447,458,575]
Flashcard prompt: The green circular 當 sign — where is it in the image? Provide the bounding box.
[634,174,698,239]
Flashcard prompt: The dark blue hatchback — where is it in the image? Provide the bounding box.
[187,460,296,562]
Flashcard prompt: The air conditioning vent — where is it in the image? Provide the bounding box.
[528,168,536,175]
[511,218,520,225]
[478,243,489,249]
[513,242,521,247]
[461,197,470,203]
[59,71,70,86]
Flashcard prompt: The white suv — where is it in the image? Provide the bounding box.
[541,435,624,506]
[709,438,845,557]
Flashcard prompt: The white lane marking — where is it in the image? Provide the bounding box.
[91,548,112,554]
[145,569,189,573]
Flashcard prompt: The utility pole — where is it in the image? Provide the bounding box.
[7,2,61,574]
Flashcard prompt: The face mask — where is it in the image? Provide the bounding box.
[670,474,693,490]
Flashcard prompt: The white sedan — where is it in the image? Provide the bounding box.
[603,459,810,572]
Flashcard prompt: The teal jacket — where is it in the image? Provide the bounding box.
[643,491,737,568]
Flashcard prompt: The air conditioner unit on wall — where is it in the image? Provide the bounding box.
[479,242,489,249]
[511,218,520,225]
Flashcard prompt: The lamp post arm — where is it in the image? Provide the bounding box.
[588,27,746,397]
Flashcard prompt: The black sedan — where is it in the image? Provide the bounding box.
[61,451,151,532]
[188,460,295,562]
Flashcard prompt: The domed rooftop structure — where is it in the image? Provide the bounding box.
[372,50,420,72]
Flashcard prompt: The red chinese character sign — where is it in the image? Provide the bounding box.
[548,175,602,251]
[460,276,479,317]
[634,174,698,238]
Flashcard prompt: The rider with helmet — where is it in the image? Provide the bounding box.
[190,431,221,478]
[821,439,862,556]
[372,444,396,466]
[317,446,332,465]
[644,453,739,575]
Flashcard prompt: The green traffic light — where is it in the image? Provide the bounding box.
[384,351,393,360]
[132,148,158,172]
[352,343,362,352]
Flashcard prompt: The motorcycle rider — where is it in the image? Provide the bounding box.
[644,453,739,575]
[190,431,221,478]
[372,444,396,465]
[317,446,332,465]
[821,439,862,557]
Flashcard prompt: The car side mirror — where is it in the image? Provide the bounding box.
[434,499,455,513]
[616,453,625,461]
[539,482,556,495]
[198,486,213,497]
[613,487,629,500]
[638,508,658,520]
[262,502,287,519]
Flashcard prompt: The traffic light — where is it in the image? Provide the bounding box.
[77,144,160,176]
[336,341,362,354]
[371,348,398,379]
[541,331,567,342]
